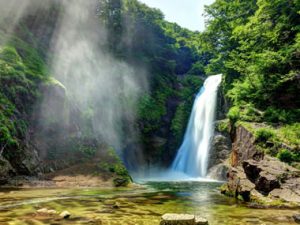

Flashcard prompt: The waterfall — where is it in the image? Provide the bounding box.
[171,74,222,178]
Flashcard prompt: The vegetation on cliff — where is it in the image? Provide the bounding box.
[201,0,300,166]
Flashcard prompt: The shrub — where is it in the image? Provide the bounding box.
[278,123,300,146]
[227,106,240,123]
[264,107,300,124]
[255,128,275,142]
[217,119,229,133]
[171,103,187,139]
[277,149,294,164]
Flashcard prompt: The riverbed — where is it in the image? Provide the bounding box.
[0,181,298,225]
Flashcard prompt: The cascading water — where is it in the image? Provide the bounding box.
[171,74,222,178]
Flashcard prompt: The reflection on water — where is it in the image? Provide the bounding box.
[0,182,298,225]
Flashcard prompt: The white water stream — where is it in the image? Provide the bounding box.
[171,74,222,177]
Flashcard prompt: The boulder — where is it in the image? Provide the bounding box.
[160,214,194,225]
[224,167,255,201]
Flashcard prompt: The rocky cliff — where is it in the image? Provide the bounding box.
[221,124,300,207]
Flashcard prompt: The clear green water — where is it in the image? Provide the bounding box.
[0,181,298,225]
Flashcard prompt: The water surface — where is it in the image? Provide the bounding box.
[0,182,298,225]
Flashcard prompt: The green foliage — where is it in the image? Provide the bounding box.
[98,146,131,184]
[138,94,166,122]
[202,0,299,168]
[109,163,129,177]
[227,106,240,123]
[264,107,300,124]
[277,149,299,164]
[203,0,300,125]
[0,35,48,157]
[171,103,187,140]
[277,123,300,147]
[255,128,275,142]
[217,119,230,133]
[170,76,203,147]
[78,145,97,157]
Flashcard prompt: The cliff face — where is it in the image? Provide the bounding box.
[230,126,264,167]
[208,85,300,207]
[207,86,231,180]
[222,124,300,207]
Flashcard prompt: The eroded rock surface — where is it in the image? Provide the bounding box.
[231,125,263,167]
[222,156,300,206]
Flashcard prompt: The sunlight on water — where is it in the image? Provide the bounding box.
[133,170,222,183]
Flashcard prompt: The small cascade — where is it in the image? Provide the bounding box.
[171,74,222,177]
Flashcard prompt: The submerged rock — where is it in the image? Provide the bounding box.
[47,209,57,215]
[195,216,208,225]
[160,214,208,225]
[59,210,71,219]
[112,202,120,209]
[36,208,57,215]
[293,214,300,224]
[37,208,49,214]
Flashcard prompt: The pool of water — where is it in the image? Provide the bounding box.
[0,181,298,225]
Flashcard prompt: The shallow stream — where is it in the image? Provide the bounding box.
[0,181,298,225]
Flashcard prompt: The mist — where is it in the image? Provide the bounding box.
[48,0,148,167]
[0,0,52,43]
[0,0,148,169]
